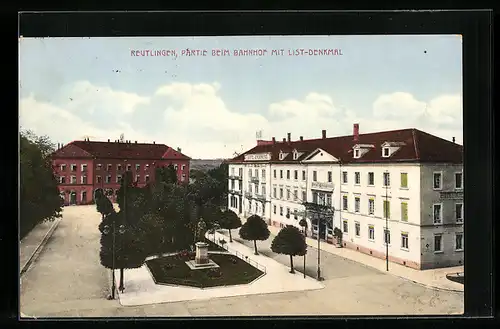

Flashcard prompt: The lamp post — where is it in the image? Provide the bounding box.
[316,212,322,281]
[385,170,389,272]
[102,222,126,299]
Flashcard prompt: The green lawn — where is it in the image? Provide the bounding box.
[203,238,227,252]
[146,253,263,288]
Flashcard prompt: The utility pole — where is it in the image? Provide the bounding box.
[111,220,116,299]
[385,170,389,272]
[316,212,322,281]
[303,225,306,279]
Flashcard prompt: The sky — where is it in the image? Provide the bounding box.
[19,35,463,159]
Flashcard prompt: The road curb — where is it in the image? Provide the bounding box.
[20,218,62,277]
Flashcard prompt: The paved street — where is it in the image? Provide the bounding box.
[20,206,464,317]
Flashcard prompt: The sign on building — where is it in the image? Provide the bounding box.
[244,153,271,161]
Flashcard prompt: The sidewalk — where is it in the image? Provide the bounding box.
[20,218,62,276]
[266,225,464,292]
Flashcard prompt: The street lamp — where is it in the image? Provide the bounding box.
[102,222,126,299]
[385,170,389,272]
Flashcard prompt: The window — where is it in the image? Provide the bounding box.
[117,164,122,171]
[384,229,391,245]
[285,170,289,180]
[254,169,258,177]
[383,172,390,187]
[280,188,283,199]
[368,225,375,240]
[262,169,266,179]
[354,149,360,158]
[248,169,252,177]
[400,173,408,188]
[368,198,375,215]
[135,164,140,171]
[280,170,283,179]
[273,188,277,198]
[231,168,235,176]
[294,190,298,200]
[273,205,277,214]
[368,172,374,186]
[262,186,266,196]
[175,164,179,171]
[294,209,298,220]
[280,206,283,216]
[328,171,332,183]
[401,202,408,221]
[239,168,243,177]
[312,192,318,204]
[455,233,463,251]
[383,147,390,157]
[354,197,360,213]
[343,220,348,233]
[81,164,87,172]
[145,164,150,170]
[274,170,277,178]
[107,164,112,171]
[455,172,463,189]
[81,175,87,184]
[401,233,409,249]
[231,180,235,190]
[433,204,442,224]
[313,171,317,182]
[255,185,259,194]
[455,203,463,223]
[355,222,360,236]
[60,164,67,171]
[342,171,348,184]
[354,172,360,185]
[70,175,77,184]
[116,175,122,183]
[181,174,186,182]
[127,164,132,171]
[326,194,332,206]
[318,193,325,206]
[433,172,442,190]
[434,234,443,252]
[145,175,150,183]
[71,164,77,172]
[135,175,140,182]
[383,200,391,219]
[294,170,298,180]
[342,195,348,211]
[105,175,111,183]
[59,176,66,184]
[302,191,306,202]
[302,170,306,180]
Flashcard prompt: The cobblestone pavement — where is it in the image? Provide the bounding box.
[20,206,464,317]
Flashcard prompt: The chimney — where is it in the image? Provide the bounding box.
[272,137,276,144]
[107,139,110,142]
[153,141,155,144]
[177,147,182,152]
[322,130,326,139]
[283,138,286,142]
[452,137,455,143]
[135,140,137,144]
[353,123,360,142]
[287,133,291,142]
[300,136,303,141]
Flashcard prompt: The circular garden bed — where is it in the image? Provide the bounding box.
[146,252,263,288]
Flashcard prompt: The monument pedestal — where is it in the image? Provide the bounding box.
[185,241,219,270]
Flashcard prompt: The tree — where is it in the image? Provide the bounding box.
[271,225,307,274]
[95,188,115,219]
[220,209,242,242]
[189,169,206,182]
[20,130,62,240]
[156,165,178,185]
[239,215,270,255]
[207,163,228,209]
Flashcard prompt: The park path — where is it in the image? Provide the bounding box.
[20,206,117,317]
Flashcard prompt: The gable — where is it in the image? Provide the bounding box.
[52,143,93,158]
[303,148,339,163]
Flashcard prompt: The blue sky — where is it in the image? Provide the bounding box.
[19,35,462,159]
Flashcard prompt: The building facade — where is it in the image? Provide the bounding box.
[51,139,191,205]
[227,126,463,270]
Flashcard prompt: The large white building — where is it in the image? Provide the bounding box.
[227,124,464,270]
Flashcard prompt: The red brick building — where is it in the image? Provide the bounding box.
[51,139,191,205]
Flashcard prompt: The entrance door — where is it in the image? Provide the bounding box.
[70,192,77,205]
[82,191,87,204]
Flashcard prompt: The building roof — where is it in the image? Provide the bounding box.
[52,140,191,160]
[228,128,463,164]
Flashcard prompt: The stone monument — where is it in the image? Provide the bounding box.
[185,218,219,270]
[195,241,209,265]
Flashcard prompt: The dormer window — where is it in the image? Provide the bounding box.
[352,144,374,159]
[279,151,285,161]
[354,149,360,158]
[382,147,390,157]
[292,149,299,160]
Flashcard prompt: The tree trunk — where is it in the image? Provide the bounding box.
[111,268,116,299]
[119,268,124,292]
[229,229,233,242]
[289,254,295,273]
[253,240,258,255]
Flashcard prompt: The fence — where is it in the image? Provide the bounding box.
[214,237,267,274]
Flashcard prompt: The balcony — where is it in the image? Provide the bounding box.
[254,193,266,201]
[230,189,242,196]
[439,191,463,201]
[244,191,253,199]
[250,176,259,183]
[228,174,241,180]
[311,181,335,191]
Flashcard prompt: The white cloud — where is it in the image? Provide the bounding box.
[19,81,463,159]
